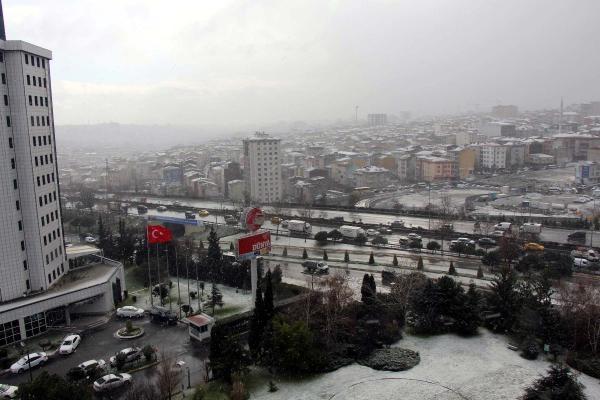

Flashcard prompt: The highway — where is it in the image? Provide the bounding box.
[112,194,588,245]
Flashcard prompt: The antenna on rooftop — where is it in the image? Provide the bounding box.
[0,0,6,40]
[355,106,359,124]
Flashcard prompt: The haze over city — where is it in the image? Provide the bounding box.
[6,0,600,130]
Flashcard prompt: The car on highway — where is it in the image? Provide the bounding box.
[456,237,476,246]
[271,216,282,224]
[523,242,544,252]
[366,228,379,236]
[198,209,210,217]
[84,236,96,244]
[109,347,142,367]
[407,233,422,241]
[116,306,145,318]
[59,334,81,355]
[0,384,18,399]
[10,352,48,374]
[302,261,329,274]
[490,230,505,237]
[280,220,289,228]
[378,227,392,235]
[156,205,168,212]
[568,231,587,242]
[78,359,107,376]
[574,258,590,268]
[93,373,132,392]
[478,237,497,246]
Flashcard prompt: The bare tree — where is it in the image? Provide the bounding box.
[124,379,160,400]
[317,273,355,348]
[156,352,181,400]
[389,272,428,313]
[435,194,456,253]
[557,280,600,355]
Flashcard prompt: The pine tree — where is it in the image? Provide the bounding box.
[272,265,283,284]
[477,265,484,279]
[417,256,424,270]
[392,254,398,266]
[207,228,221,263]
[521,365,585,400]
[361,274,372,304]
[248,286,265,359]
[344,250,350,262]
[448,261,457,276]
[209,284,224,314]
[323,250,328,261]
[229,242,235,252]
[264,270,274,319]
[282,247,288,257]
[369,274,376,297]
[199,240,205,251]
[368,252,375,265]
[302,248,308,259]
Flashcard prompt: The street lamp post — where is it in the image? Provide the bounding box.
[428,184,432,230]
[20,342,32,383]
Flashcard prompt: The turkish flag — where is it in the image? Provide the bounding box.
[147,225,173,244]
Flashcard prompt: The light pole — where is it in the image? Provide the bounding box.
[591,198,597,248]
[428,184,432,230]
[20,342,32,383]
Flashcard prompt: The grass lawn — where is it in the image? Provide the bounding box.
[208,305,244,319]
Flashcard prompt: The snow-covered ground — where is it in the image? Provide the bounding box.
[251,329,600,400]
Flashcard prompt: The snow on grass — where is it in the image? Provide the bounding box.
[250,329,600,400]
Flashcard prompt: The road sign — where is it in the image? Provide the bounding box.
[237,230,271,260]
[240,207,265,231]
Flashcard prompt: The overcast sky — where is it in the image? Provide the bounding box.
[5,0,600,127]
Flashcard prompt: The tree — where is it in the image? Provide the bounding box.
[417,256,424,270]
[264,270,274,319]
[272,264,283,284]
[249,285,265,359]
[368,252,375,265]
[229,242,235,251]
[268,318,323,374]
[79,188,95,210]
[142,344,156,362]
[482,250,501,268]
[361,273,377,304]
[18,371,92,400]
[499,236,521,267]
[282,247,288,257]
[124,380,161,400]
[372,235,388,246]
[328,229,343,244]
[209,284,224,314]
[323,249,328,261]
[477,265,484,279]
[344,250,350,262]
[157,352,180,400]
[448,261,457,276]
[97,215,113,257]
[454,283,481,336]
[209,326,251,382]
[427,241,441,252]
[302,248,308,259]
[521,365,586,400]
[117,219,136,265]
[355,233,368,245]
[486,267,521,332]
[314,231,329,245]
[392,254,398,266]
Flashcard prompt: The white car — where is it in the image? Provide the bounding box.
[78,359,106,376]
[0,384,18,399]
[365,229,379,236]
[59,334,81,355]
[574,258,590,268]
[10,352,48,373]
[116,306,145,318]
[93,373,132,392]
[407,233,422,241]
[84,236,96,244]
[109,347,142,366]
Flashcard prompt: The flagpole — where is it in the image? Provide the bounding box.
[146,224,153,307]
[175,243,181,317]
[166,244,172,312]
[185,242,190,311]
[156,243,162,306]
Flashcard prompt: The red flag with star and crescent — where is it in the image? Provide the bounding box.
[147,225,173,244]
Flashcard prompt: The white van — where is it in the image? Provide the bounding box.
[494,222,512,231]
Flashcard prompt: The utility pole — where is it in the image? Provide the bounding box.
[105,158,110,199]
[428,184,432,230]
[355,105,359,124]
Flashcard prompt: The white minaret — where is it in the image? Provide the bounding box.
[0,2,66,301]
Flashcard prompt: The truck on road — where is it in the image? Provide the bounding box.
[287,220,312,236]
[339,225,366,239]
[519,223,542,234]
[571,248,599,262]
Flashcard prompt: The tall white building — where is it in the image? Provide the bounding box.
[0,24,65,301]
[0,3,125,347]
[480,143,508,170]
[243,133,282,203]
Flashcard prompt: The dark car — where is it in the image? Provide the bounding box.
[478,237,497,246]
[568,231,587,242]
[149,306,178,326]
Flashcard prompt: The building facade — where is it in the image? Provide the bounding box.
[243,133,282,203]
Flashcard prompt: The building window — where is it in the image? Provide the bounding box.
[26,75,30,85]
[25,279,30,289]
[24,313,47,337]
[23,260,27,270]
[11,158,15,169]
[38,77,42,86]
[25,54,29,64]
[34,96,38,106]
[42,59,45,69]
[43,78,47,88]
[30,116,34,126]
[16,200,20,210]
[18,220,22,230]
[13,179,17,189]
[21,240,25,251]
[0,320,21,346]
[46,116,50,125]
[1,73,5,84]
[3,94,7,106]
[0,52,3,62]
[9,137,13,148]
[36,57,40,68]
[6,116,10,127]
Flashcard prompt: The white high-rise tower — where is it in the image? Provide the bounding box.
[0,2,66,302]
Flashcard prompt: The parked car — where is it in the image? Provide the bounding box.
[456,237,476,246]
[149,306,178,326]
[10,352,48,373]
[116,306,145,319]
[156,205,168,212]
[478,237,497,246]
[302,261,329,274]
[78,359,107,376]
[523,242,544,252]
[568,231,587,242]
[59,334,82,355]
[378,227,392,235]
[109,347,142,367]
[490,230,505,237]
[93,373,132,392]
[271,216,282,224]
[398,236,410,246]
[366,229,379,236]
[574,258,590,268]
[198,209,210,217]
[0,384,18,399]
[280,220,289,228]
[84,236,96,244]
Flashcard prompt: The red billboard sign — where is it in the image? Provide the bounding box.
[241,207,265,231]
[237,230,271,260]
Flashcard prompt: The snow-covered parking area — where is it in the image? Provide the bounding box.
[251,329,599,400]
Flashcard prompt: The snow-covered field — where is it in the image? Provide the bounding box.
[251,329,600,400]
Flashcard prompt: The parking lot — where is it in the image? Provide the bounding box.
[0,315,208,396]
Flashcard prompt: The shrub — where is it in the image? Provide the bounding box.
[417,256,424,270]
[314,231,329,245]
[190,291,197,299]
[448,262,457,276]
[142,344,156,362]
[125,319,133,333]
[302,249,308,259]
[268,380,279,392]
[355,233,368,245]
[132,295,137,303]
[477,266,484,279]
[368,252,375,265]
[115,352,128,370]
[323,250,328,261]
[282,247,288,257]
[392,254,398,266]
[344,251,350,262]
[521,339,539,360]
[426,241,441,252]
[372,236,388,246]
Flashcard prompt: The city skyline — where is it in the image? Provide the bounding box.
[5,0,600,129]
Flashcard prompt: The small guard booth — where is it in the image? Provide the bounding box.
[185,313,215,342]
